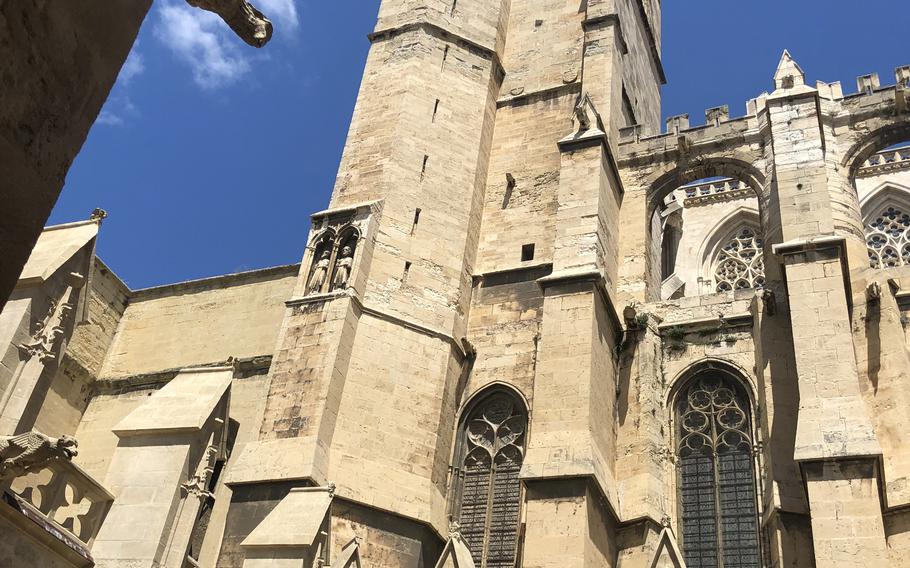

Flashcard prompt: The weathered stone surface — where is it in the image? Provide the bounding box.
[5,2,910,568]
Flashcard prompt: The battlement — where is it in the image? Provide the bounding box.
[619,63,910,148]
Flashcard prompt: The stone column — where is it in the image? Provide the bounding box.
[519,106,625,567]
[766,52,887,566]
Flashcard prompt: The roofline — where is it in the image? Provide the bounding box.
[130,263,301,300]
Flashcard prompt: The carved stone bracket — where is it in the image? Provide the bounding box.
[185,0,273,48]
[0,431,78,482]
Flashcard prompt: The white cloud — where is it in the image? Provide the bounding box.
[97,110,125,126]
[96,95,138,128]
[257,0,299,30]
[120,48,145,84]
[154,2,251,90]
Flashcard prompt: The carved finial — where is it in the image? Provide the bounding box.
[185,0,273,48]
[762,288,777,315]
[897,66,910,89]
[705,105,729,127]
[661,515,672,528]
[327,482,337,497]
[90,208,108,222]
[0,432,78,482]
[448,520,462,538]
[623,303,638,326]
[857,73,881,95]
[19,276,83,363]
[867,281,883,303]
[573,93,603,134]
[773,50,806,91]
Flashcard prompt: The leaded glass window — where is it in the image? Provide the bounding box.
[865,205,910,269]
[713,228,765,293]
[454,391,527,568]
[676,374,761,568]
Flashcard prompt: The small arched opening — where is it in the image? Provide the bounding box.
[647,160,766,300]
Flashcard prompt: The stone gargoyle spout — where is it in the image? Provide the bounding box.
[0,432,78,482]
[186,0,274,48]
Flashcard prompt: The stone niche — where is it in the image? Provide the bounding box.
[298,201,381,300]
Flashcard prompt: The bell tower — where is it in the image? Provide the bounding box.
[221,1,664,566]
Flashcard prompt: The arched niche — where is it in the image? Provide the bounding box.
[305,230,336,295]
[330,226,361,292]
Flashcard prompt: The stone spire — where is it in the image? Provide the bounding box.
[771,50,816,97]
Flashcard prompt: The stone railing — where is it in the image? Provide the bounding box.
[857,145,910,178]
[681,178,755,206]
[8,458,114,547]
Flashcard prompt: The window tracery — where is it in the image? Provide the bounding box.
[865,205,910,269]
[453,391,527,568]
[676,374,761,568]
[713,228,765,293]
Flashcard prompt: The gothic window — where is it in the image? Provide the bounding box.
[865,205,910,269]
[713,228,765,293]
[676,373,761,568]
[453,390,527,568]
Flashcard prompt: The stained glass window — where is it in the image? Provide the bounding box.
[676,374,761,568]
[455,391,527,568]
[713,227,765,293]
[865,205,910,269]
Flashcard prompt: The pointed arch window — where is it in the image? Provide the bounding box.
[865,203,910,269]
[676,373,761,568]
[452,390,527,568]
[713,227,765,293]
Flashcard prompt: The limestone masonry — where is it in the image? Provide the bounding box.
[2,1,910,567]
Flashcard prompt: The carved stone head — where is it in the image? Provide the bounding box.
[56,435,79,460]
[341,246,353,257]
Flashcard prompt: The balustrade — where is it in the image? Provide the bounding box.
[680,178,753,205]
[8,458,114,547]
[858,145,910,176]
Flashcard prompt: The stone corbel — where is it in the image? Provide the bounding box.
[185,0,273,47]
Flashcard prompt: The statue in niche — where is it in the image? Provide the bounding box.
[332,246,354,291]
[308,250,332,295]
[0,432,78,482]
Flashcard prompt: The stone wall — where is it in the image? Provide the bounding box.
[0,1,151,311]
[99,265,298,378]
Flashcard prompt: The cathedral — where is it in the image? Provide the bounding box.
[2,1,910,567]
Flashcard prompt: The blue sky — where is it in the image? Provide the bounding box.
[49,0,909,289]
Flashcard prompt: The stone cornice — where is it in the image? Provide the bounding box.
[368,21,504,79]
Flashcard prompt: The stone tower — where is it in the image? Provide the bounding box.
[223,1,664,565]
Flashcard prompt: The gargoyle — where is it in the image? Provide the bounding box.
[0,432,78,482]
[186,0,274,48]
